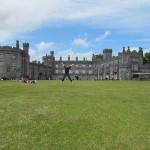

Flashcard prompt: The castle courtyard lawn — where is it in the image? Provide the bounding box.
[0,80,150,150]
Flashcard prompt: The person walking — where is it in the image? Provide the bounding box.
[62,63,74,82]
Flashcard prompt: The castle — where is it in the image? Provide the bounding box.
[0,40,150,80]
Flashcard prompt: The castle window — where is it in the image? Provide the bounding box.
[7,68,10,72]
[0,55,3,62]
[12,62,15,67]
[132,63,138,71]
[82,70,86,74]
[12,56,16,60]
[89,70,92,74]
[75,70,79,74]
[124,57,128,63]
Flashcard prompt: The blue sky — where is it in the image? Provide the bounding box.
[0,0,150,61]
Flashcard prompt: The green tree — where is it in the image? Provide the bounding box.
[143,52,150,64]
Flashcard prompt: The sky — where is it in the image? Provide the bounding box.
[0,0,150,62]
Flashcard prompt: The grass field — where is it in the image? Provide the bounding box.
[0,80,150,150]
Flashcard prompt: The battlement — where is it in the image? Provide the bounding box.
[0,46,16,51]
[94,54,103,59]
[23,43,29,47]
[103,49,112,53]
[122,46,143,55]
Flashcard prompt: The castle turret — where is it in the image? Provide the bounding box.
[103,49,112,60]
[138,47,143,56]
[76,56,78,61]
[68,55,70,61]
[50,51,55,61]
[22,42,30,78]
[123,47,125,52]
[128,46,130,51]
[23,43,29,51]
[16,40,19,49]
[50,51,54,57]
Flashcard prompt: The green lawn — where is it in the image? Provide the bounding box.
[0,80,150,150]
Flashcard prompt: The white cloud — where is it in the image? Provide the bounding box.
[0,30,12,44]
[35,42,54,52]
[135,38,150,42]
[0,0,150,42]
[95,31,111,42]
[72,38,89,47]
[29,42,54,62]
[56,48,93,60]
[29,48,36,56]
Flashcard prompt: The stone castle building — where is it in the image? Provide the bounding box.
[0,41,150,80]
[0,41,52,80]
[93,47,150,80]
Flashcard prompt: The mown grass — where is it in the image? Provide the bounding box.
[0,80,150,150]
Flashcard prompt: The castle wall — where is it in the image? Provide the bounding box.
[0,42,149,80]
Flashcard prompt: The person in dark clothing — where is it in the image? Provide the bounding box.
[75,75,79,80]
[62,63,74,82]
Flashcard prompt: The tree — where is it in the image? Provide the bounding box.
[143,52,150,64]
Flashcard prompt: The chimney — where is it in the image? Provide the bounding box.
[128,46,130,50]
[68,55,70,61]
[16,40,19,49]
[123,47,125,52]
[76,56,78,61]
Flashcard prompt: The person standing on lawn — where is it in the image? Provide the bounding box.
[62,63,74,82]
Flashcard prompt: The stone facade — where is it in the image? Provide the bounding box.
[0,41,150,80]
[42,52,95,80]
[0,41,52,80]
[0,40,30,79]
[93,47,150,80]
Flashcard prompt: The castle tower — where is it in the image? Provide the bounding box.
[50,51,54,57]
[23,43,29,50]
[16,40,19,49]
[50,51,55,61]
[68,55,70,61]
[22,43,30,77]
[138,47,143,56]
[103,49,112,60]
[76,56,78,61]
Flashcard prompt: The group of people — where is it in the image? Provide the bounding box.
[19,63,75,83]
[20,77,37,84]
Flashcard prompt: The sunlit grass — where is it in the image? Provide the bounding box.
[0,80,150,150]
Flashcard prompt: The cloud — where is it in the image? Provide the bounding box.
[56,48,93,60]
[72,38,89,47]
[95,31,111,42]
[29,48,36,56]
[35,42,54,52]
[29,41,54,62]
[135,38,150,42]
[0,0,150,42]
[0,30,12,44]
